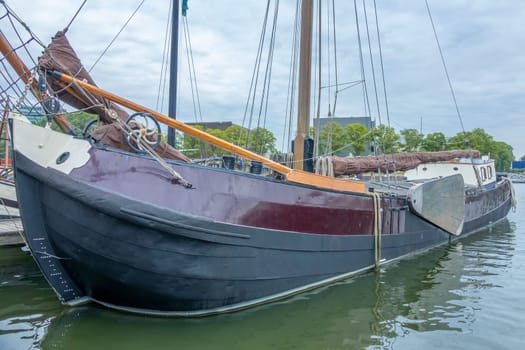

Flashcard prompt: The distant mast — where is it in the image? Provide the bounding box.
[294,0,313,171]
[167,0,180,147]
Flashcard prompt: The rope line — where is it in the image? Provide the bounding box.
[88,0,146,72]
[373,192,382,270]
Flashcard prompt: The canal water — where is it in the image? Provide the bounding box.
[1,186,524,350]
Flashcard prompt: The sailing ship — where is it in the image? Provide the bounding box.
[1,1,515,316]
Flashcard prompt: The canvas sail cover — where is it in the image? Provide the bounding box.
[332,150,481,176]
[39,31,190,162]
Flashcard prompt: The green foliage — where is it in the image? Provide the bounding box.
[181,124,207,158]
[0,124,10,164]
[448,128,513,171]
[400,128,424,152]
[371,124,400,154]
[421,132,447,151]
[315,122,370,156]
[318,121,347,155]
[248,127,277,155]
[491,141,514,171]
[181,124,276,158]
[448,128,493,154]
[344,123,370,156]
[34,111,98,134]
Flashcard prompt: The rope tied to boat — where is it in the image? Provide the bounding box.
[60,76,193,189]
[314,156,334,177]
[372,192,382,270]
[507,178,517,211]
[116,114,193,189]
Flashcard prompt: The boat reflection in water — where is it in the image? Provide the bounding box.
[0,246,60,350]
[36,219,515,350]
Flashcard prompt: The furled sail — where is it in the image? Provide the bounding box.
[331,150,481,176]
[38,31,190,162]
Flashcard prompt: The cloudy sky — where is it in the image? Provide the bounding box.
[4,0,525,157]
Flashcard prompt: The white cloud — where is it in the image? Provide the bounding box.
[4,0,525,157]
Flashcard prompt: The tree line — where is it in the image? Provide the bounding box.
[6,112,515,172]
[315,121,515,171]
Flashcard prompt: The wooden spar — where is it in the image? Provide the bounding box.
[50,70,366,193]
[293,0,314,171]
[0,31,73,134]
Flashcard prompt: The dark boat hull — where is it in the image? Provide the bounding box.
[13,145,513,315]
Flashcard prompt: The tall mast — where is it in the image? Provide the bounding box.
[294,0,313,171]
[167,0,180,147]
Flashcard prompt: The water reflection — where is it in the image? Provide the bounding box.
[33,219,516,350]
[0,246,61,350]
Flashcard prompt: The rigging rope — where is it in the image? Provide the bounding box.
[330,0,339,118]
[240,0,271,147]
[281,0,300,154]
[63,0,87,34]
[424,0,465,133]
[352,0,372,123]
[425,0,481,189]
[373,192,382,270]
[156,0,172,113]
[313,0,321,160]
[88,0,146,72]
[255,0,279,155]
[361,0,382,127]
[373,0,390,127]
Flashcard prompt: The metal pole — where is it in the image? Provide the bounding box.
[167,0,180,146]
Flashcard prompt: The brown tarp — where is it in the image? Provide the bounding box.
[332,150,481,176]
[38,31,190,162]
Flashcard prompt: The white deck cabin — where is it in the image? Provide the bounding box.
[404,155,496,189]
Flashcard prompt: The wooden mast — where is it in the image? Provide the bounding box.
[293,0,314,171]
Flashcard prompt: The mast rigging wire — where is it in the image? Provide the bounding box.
[424,0,466,133]
[281,0,300,154]
[63,0,87,34]
[88,0,146,72]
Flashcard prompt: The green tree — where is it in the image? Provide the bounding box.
[400,128,424,152]
[248,127,277,155]
[318,121,347,155]
[421,132,447,151]
[371,124,400,154]
[34,111,98,133]
[182,124,206,158]
[491,141,514,171]
[448,128,514,171]
[0,123,10,165]
[223,125,248,147]
[448,128,493,154]
[344,123,369,156]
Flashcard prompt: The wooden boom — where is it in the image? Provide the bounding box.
[49,70,366,193]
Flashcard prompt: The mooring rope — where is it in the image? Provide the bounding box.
[372,192,382,270]
[507,178,517,211]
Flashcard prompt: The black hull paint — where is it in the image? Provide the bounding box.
[14,151,513,315]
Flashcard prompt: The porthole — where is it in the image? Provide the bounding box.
[56,152,70,165]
